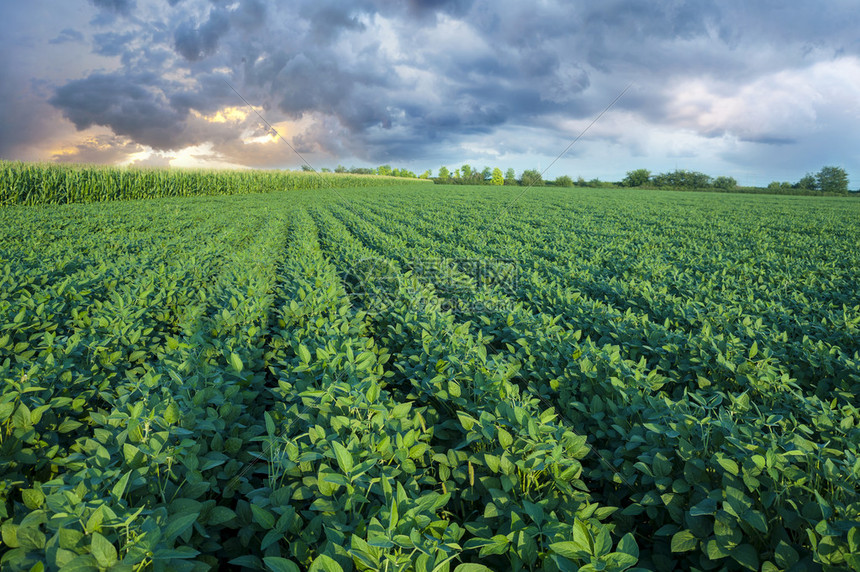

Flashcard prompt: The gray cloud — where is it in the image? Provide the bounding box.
[0,0,849,183]
[231,0,267,31]
[174,8,231,61]
[92,31,135,56]
[53,133,145,164]
[89,0,135,16]
[49,72,189,149]
[49,29,85,45]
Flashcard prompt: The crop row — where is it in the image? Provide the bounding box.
[0,162,430,206]
[1,185,859,571]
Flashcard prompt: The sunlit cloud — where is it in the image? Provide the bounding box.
[190,106,254,124]
[168,142,247,169]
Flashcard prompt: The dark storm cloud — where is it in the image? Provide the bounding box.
[174,8,231,61]
[50,72,189,150]
[23,0,857,179]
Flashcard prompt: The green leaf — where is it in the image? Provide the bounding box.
[59,555,99,572]
[478,535,511,557]
[319,472,349,487]
[264,557,301,572]
[208,506,237,526]
[355,351,375,371]
[298,344,311,364]
[749,341,758,359]
[716,457,739,476]
[604,551,638,571]
[123,443,145,467]
[230,556,264,568]
[251,504,276,530]
[18,526,46,550]
[0,402,14,422]
[497,427,513,448]
[454,566,495,572]
[572,519,592,554]
[59,528,83,550]
[550,541,587,560]
[332,441,354,474]
[774,541,799,568]
[2,522,19,548]
[90,532,118,568]
[366,382,380,403]
[152,547,201,560]
[849,527,859,552]
[594,528,612,557]
[689,498,717,516]
[705,539,730,560]
[58,418,83,433]
[523,501,544,526]
[111,471,132,501]
[22,488,45,509]
[391,402,412,419]
[743,510,768,534]
[308,554,344,572]
[164,402,180,424]
[670,530,698,553]
[731,544,759,571]
[230,352,244,373]
[617,533,639,559]
[164,513,199,542]
[456,411,476,430]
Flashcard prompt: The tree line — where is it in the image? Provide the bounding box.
[309,163,856,195]
[621,165,852,194]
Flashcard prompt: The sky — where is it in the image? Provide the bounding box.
[1,0,859,187]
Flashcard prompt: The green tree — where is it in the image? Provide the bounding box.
[795,173,817,190]
[652,169,712,189]
[554,175,574,187]
[481,166,492,182]
[377,165,392,176]
[622,169,651,187]
[521,169,544,187]
[491,167,504,186]
[713,176,737,190]
[461,165,472,180]
[334,165,347,173]
[420,170,432,179]
[816,166,849,193]
[454,168,461,179]
[438,166,450,180]
[505,168,517,185]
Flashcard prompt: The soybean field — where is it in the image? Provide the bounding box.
[1,180,859,571]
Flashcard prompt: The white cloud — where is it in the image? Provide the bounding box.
[666,57,860,143]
